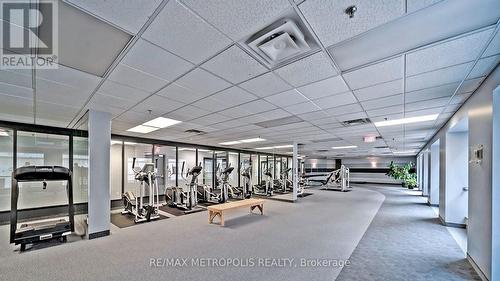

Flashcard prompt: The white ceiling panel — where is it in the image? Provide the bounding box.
[323,102,364,116]
[405,62,469,92]
[191,96,233,113]
[343,56,403,90]
[36,64,101,92]
[67,0,162,34]
[257,109,292,121]
[283,101,321,115]
[361,94,403,110]
[99,80,151,104]
[210,87,258,107]
[35,79,91,107]
[406,0,443,13]
[218,107,254,119]
[329,0,500,71]
[176,68,231,96]
[274,52,338,87]
[91,92,137,110]
[191,113,231,126]
[297,76,349,100]
[264,89,309,107]
[116,110,162,125]
[366,105,403,117]
[86,99,126,118]
[353,79,402,101]
[483,29,500,57]
[108,64,168,93]
[132,95,185,116]
[0,93,33,120]
[405,97,449,112]
[122,39,193,82]
[469,55,500,79]
[236,99,277,114]
[167,105,212,121]
[36,101,80,123]
[201,46,268,84]
[156,82,206,104]
[299,0,404,47]
[297,110,330,121]
[405,83,456,103]
[406,28,493,76]
[314,92,357,110]
[142,0,232,64]
[181,0,290,41]
[239,72,292,97]
[0,69,32,89]
[0,82,32,99]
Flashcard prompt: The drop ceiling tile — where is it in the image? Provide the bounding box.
[299,0,404,47]
[211,87,258,107]
[405,97,449,112]
[353,79,403,101]
[91,92,137,110]
[181,0,290,41]
[239,72,292,97]
[314,92,357,110]
[201,45,268,84]
[176,68,231,96]
[191,97,233,112]
[35,79,91,107]
[236,99,277,114]
[36,101,80,123]
[257,109,293,121]
[156,82,206,104]
[406,0,443,13]
[132,95,186,116]
[297,76,349,100]
[191,113,232,126]
[283,101,321,115]
[335,111,369,123]
[0,82,32,99]
[297,110,330,121]
[86,100,126,117]
[67,0,162,34]
[36,64,101,92]
[405,83,456,103]
[142,0,232,64]
[483,29,500,57]
[218,107,254,119]
[99,80,151,103]
[0,69,32,88]
[459,77,484,93]
[361,94,403,110]
[274,52,338,87]
[469,55,500,78]
[323,103,364,116]
[366,105,403,117]
[0,93,33,120]
[406,62,469,92]
[168,105,212,121]
[108,64,168,93]
[406,28,493,76]
[263,89,308,107]
[117,110,162,125]
[343,56,403,90]
[122,39,193,81]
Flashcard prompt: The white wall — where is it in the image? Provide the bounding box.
[445,131,469,225]
[491,85,500,281]
[422,152,430,196]
[429,141,440,205]
[418,66,499,280]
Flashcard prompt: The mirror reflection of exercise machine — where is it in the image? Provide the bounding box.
[10,166,74,251]
[322,165,351,192]
[122,158,160,223]
[165,162,205,213]
[240,162,253,199]
[254,164,273,197]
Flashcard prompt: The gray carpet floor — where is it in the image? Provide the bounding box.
[336,185,481,281]
[0,187,384,281]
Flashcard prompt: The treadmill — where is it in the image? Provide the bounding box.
[10,166,75,251]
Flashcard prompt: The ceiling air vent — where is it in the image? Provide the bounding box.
[185,129,206,135]
[341,118,371,127]
[374,146,389,149]
[241,10,319,68]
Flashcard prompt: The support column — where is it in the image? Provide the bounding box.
[87,110,111,239]
[492,85,500,280]
[292,142,298,201]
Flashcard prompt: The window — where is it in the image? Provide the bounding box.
[124,143,152,193]
[73,137,88,203]
[0,128,13,211]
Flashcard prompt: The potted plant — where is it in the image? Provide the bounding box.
[386,161,417,189]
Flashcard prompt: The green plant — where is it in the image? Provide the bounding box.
[386,161,417,189]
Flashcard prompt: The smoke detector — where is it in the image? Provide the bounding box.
[241,11,319,68]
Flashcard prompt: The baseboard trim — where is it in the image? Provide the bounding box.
[438,215,466,228]
[89,230,110,240]
[467,253,489,281]
[426,202,438,207]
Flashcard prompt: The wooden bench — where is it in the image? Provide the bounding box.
[207,198,265,226]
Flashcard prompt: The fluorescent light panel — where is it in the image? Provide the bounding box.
[332,145,358,149]
[256,144,293,150]
[143,117,181,128]
[0,131,9,136]
[219,141,242,145]
[127,117,182,134]
[374,114,438,127]
[219,138,266,145]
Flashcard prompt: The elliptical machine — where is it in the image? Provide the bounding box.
[254,168,273,196]
[166,162,203,212]
[240,164,252,199]
[122,158,160,223]
[197,163,226,204]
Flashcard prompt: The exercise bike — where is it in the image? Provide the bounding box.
[122,158,160,223]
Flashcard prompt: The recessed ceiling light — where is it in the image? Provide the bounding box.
[127,125,159,134]
[256,146,274,150]
[239,137,266,143]
[256,144,293,150]
[143,117,181,128]
[374,114,439,127]
[219,141,242,145]
[332,145,358,149]
[273,145,293,149]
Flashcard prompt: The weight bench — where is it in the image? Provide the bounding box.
[207,198,265,226]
